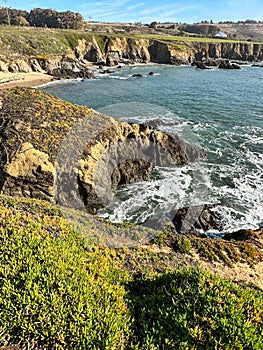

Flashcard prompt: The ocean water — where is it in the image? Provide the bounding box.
[42,64,263,234]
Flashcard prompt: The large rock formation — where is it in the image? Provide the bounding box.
[0,88,204,215]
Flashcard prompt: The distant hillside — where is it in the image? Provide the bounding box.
[219,22,263,41]
[1,6,263,42]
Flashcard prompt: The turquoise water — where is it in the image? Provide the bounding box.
[42,64,263,233]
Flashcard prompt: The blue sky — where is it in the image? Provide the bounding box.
[9,0,263,23]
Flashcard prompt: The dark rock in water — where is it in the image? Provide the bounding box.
[171,204,222,235]
[141,204,222,235]
[149,71,154,75]
[146,119,180,129]
[101,69,115,74]
[195,61,210,69]
[231,63,241,69]
[218,60,241,70]
[132,73,143,78]
[203,60,218,67]
[251,64,263,68]
[224,227,263,241]
[48,65,94,80]
[96,62,106,67]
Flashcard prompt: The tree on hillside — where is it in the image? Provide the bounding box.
[58,11,84,29]
[26,8,84,29]
[0,7,29,25]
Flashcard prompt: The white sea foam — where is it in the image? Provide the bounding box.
[42,64,263,233]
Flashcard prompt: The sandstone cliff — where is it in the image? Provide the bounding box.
[1,31,263,76]
[73,36,263,66]
[0,88,204,214]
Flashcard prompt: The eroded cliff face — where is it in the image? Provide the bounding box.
[72,36,263,66]
[1,35,262,74]
[0,88,204,214]
[77,121,204,214]
[193,42,263,62]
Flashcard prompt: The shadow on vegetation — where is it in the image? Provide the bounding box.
[125,268,263,349]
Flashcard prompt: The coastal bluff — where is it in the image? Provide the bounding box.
[0,87,262,286]
[0,87,203,213]
[1,27,263,77]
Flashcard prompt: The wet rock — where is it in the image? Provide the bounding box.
[218,60,241,69]
[171,204,222,235]
[140,204,222,236]
[146,119,180,129]
[132,73,143,77]
[106,55,118,67]
[111,159,153,192]
[195,61,210,69]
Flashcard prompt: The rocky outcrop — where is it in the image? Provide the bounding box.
[77,122,205,214]
[0,88,95,200]
[2,142,55,200]
[224,227,263,241]
[193,59,241,69]
[0,87,204,214]
[218,60,241,69]
[144,204,222,236]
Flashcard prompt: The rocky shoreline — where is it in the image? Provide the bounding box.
[1,34,263,88]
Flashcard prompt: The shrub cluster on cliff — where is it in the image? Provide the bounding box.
[0,7,84,29]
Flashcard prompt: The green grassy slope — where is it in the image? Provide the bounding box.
[0,194,262,349]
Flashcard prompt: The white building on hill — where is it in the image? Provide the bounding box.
[215,31,228,38]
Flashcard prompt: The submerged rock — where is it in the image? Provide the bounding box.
[132,73,143,77]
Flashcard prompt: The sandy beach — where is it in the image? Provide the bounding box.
[0,72,53,90]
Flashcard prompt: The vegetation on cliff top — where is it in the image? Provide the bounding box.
[0,194,263,349]
[0,87,94,162]
[0,25,259,60]
[0,7,84,29]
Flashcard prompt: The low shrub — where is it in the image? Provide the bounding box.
[0,200,130,349]
[127,268,263,349]
[0,195,263,349]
